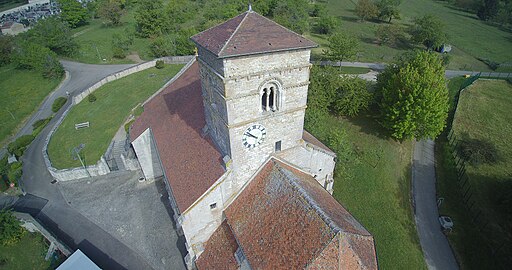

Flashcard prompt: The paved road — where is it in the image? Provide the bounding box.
[0,61,135,158]
[413,140,459,270]
[318,61,511,78]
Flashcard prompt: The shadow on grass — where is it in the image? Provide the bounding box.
[398,161,423,248]
[344,111,390,140]
[340,15,360,23]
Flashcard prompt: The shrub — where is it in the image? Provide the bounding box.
[7,135,35,157]
[332,77,374,117]
[32,117,52,137]
[88,93,97,103]
[313,15,339,35]
[124,119,135,133]
[0,210,26,246]
[457,136,499,165]
[7,162,22,185]
[155,60,165,69]
[111,33,134,59]
[52,97,67,113]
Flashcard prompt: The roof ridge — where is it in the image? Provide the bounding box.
[250,11,316,46]
[274,161,369,237]
[217,11,250,57]
[273,162,342,234]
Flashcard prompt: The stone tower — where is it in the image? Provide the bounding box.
[191,10,317,185]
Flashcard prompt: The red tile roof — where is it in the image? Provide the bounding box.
[191,11,317,58]
[218,158,377,269]
[130,61,225,213]
[302,130,336,156]
[196,221,239,270]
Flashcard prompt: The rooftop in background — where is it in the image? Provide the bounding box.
[130,62,225,213]
[191,10,317,59]
[198,158,378,269]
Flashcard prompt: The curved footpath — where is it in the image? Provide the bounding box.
[12,60,159,269]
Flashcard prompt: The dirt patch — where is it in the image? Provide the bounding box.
[126,53,144,63]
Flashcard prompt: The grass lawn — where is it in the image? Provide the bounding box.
[436,79,512,269]
[69,10,152,64]
[316,0,512,70]
[48,64,184,169]
[0,0,26,12]
[0,232,51,270]
[338,66,371,74]
[0,65,62,147]
[308,113,425,269]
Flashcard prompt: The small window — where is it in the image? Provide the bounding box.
[209,203,217,209]
[275,141,281,152]
[261,82,280,112]
[261,88,268,110]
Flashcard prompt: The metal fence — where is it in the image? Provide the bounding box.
[443,75,512,268]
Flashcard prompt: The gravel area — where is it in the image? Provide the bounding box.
[59,171,187,270]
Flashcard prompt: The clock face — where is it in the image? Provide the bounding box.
[242,124,266,149]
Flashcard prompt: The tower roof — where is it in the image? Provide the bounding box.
[191,11,317,58]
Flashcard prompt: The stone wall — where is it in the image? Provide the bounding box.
[74,56,194,104]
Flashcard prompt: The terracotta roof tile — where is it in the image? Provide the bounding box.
[196,221,239,270]
[191,11,317,58]
[130,61,225,213]
[223,158,376,269]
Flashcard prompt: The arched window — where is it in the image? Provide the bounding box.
[261,82,280,112]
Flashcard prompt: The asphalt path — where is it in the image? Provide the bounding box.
[318,61,511,78]
[413,140,459,270]
[15,60,159,269]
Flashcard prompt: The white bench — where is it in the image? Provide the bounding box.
[75,122,90,130]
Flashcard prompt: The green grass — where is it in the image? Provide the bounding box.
[338,66,371,74]
[0,0,26,12]
[0,65,62,147]
[69,10,152,64]
[48,64,184,169]
[309,113,426,269]
[436,79,512,269]
[0,232,51,270]
[314,0,512,70]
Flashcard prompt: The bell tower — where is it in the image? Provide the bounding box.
[191,10,317,184]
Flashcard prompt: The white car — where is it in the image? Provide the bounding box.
[439,216,454,231]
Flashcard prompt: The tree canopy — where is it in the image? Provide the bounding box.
[409,14,447,50]
[99,0,125,26]
[355,0,379,21]
[134,0,166,37]
[57,0,89,28]
[376,50,449,140]
[377,0,401,23]
[322,32,359,62]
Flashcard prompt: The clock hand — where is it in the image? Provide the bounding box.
[244,132,258,139]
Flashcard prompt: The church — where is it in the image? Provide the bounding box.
[129,9,377,270]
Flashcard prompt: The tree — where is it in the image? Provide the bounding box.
[313,15,339,35]
[355,0,379,21]
[332,77,373,117]
[409,15,447,50]
[99,0,124,26]
[12,41,64,78]
[0,35,14,66]
[322,32,359,63]
[134,0,165,37]
[477,0,499,20]
[376,0,401,23]
[57,0,89,28]
[375,24,405,47]
[273,0,310,34]
[25,17,78,56]
[0,210,25,246]
[376,50,449,140]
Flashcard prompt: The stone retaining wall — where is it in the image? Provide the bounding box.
[74,56,194,104]
[43,56,194,182]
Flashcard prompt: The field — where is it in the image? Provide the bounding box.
[70,10,152,64]
[308,0,512,71]
[48,64,184,169]
[436,79,512,269]
[308,112,425,269]
[0,232,51,269]
[0,65,62,147]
